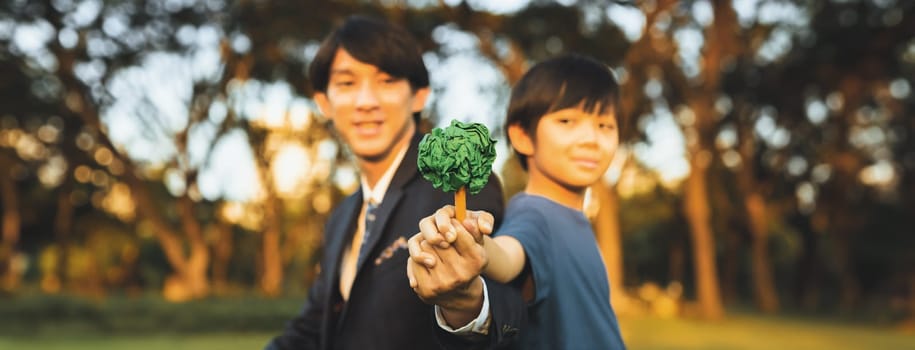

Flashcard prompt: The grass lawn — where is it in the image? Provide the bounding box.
[1,315,912,349]
[0,333,276,350]
[622,314,915,349]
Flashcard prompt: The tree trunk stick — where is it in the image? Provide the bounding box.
[455,187,466,222]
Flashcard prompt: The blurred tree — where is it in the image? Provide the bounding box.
[0,0,246,299]
[737,0,915,313]
[3,0,912,321]
[0,153,22,292]
[619,0,730,319]
[592,175,626,307]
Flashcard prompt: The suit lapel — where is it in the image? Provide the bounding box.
[325,191,362,300]
[350,133,422,277]
[354,189,402,272]
[335,134,424,332]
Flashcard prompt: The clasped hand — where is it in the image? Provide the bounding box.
[406,205,495,324]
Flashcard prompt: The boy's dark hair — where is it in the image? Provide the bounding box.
[506,53,621,170]
[308,16,429,124]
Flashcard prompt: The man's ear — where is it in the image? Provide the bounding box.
[507,124,534,156]
[314,92,331,117]
[411,87,430,113]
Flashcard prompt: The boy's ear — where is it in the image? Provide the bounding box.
[411,87,430,113]
[314,92,331,117]
[507,124,534,156]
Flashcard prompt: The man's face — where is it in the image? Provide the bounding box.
[314,48,429,163]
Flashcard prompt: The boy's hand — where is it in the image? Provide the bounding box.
[407,205,492,273]
[411,206,494,267]
[406,226,486,301]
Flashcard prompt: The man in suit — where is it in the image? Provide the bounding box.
[265,16,524,350]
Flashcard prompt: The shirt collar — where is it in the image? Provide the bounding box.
[359,143,409,206]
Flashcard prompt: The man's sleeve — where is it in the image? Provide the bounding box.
[434,277,491,334]
[436,173,526,349]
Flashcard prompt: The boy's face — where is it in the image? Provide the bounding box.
[314,48,429,163]
[512,107,619,191]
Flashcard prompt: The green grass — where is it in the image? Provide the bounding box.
[0,294,302,335]
[622,314,915,350]
[2,294,912,349]
[1,315,912,350]
[0,333,275,350]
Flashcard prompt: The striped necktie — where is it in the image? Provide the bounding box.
[357,201,377,266]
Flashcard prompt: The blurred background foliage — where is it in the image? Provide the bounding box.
[1,0,915,344]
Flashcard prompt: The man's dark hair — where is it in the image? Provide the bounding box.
[309,16,429,92]
[309,16,429,123]
[505,53,621,170]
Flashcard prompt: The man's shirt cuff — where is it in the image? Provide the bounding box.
[434,277,491,335]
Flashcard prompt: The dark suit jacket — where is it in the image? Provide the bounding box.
[267,133,524,350]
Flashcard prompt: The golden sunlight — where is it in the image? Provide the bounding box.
[220,201,245,224]
[102,182,136,222]
[271,141,312,198]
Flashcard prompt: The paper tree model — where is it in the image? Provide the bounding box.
[417,120,497,221]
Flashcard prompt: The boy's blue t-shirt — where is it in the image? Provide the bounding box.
[496,193,625,350]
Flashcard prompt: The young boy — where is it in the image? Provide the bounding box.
[409,53,627,349]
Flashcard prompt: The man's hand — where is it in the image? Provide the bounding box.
[406,206,496,327]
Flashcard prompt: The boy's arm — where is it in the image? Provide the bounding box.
[482,235,526,283]
[412,206,527,284]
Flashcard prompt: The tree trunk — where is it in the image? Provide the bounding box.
[669,236,686,285]
[735,120,780,313]
[683,150,725,320]
[0,169,21,293]
[745,192,779,313]
[675,0,741,320]
[591,180,626,306]
[795,213,822,311]
[260,194,284,297]
[833,227,859,313]
[712,168,740,305]
[720,225,740,305]
[124,172,205,301]
[905,273,915,330]
[826,147,861,313]
[905,138,915,330]
[212,221,233,295]
[186,241,210,298]
[176,196,210,299]
[53,182,74,293]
